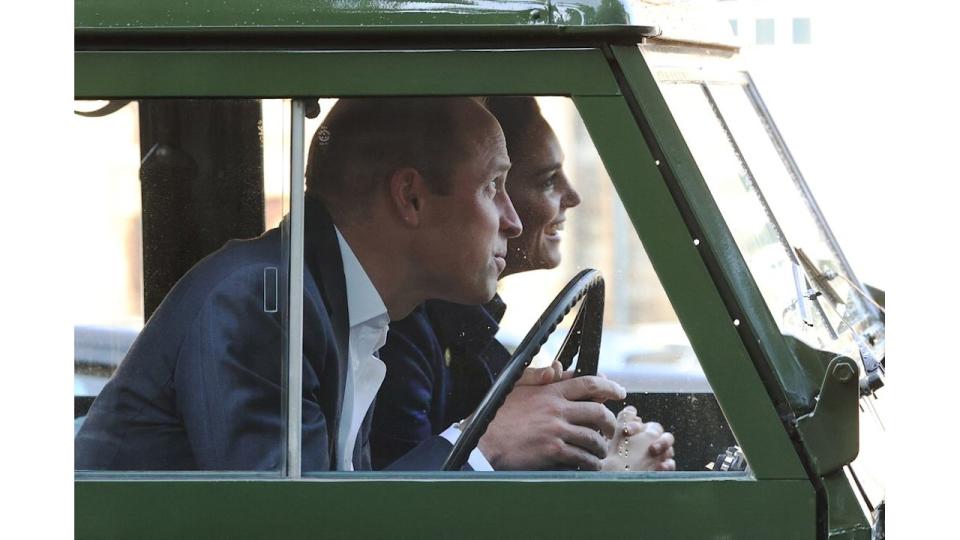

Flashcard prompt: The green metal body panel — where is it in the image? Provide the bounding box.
[573,95,806,481]
[74,0,631,29]
[76,474,815,539]
[822,470,873,539]
[74,49,620,98]
[782,334,838,395]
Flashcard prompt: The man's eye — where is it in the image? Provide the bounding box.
[487,179,499,195]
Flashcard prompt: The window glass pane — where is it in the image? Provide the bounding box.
[305,96,743,475]
[707,83,883,357]
[655,81,883,375]
[792,18,812,44]
[74,99,289,472]
[76,96,745,476]
[756,18,775,45]
[72,101,143,403]
[657,84,847,350]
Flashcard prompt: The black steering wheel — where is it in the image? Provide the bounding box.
[442,269,605,471]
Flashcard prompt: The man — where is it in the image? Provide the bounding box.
[75,97,525,471]
[372,97,675,472]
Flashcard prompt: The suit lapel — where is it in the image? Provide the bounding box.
[302,197,350,463]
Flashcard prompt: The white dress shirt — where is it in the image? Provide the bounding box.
[334,228,492,472]
[439,424,494,471]
[335,229,389,471]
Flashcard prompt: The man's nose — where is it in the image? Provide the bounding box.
[499,194,523,238]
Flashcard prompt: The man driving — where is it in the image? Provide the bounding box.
[76,97,526,471]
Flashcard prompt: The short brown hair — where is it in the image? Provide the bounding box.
[305,98,478,216]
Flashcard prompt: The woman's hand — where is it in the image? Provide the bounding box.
[600,406,676,472]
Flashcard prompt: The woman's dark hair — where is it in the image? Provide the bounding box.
[482,96,543,160]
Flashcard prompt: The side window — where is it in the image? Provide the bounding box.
[792,18,812,45]
[75,95,747,477]
[73,101,143,405]
[73,99,289,472]
[755,18,775,45]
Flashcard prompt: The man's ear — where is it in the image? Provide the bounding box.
[388,167,428,227]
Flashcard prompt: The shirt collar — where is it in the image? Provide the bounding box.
[335,227,388,328]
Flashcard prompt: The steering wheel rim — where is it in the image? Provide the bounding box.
[441,269,605,471]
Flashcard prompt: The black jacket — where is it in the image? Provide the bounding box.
[371,296,511,469]
[76,199,454,472]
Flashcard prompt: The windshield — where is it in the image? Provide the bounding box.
[708,83,883,351]
[645,54,884,366]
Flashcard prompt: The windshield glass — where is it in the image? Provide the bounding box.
[662,84,835,344]
[708,83,884,355]
[75,95,745,477]
[644,62,884,368]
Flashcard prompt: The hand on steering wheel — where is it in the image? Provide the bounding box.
[443,269,605,471]
[474,361,625,471]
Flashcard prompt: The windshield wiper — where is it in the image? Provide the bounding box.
[795,247,844,308]
[795,246,884,322]
[790,263,814,327]
[795,247,885,395]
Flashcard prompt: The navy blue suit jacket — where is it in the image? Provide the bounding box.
[76,198,454,472]
[371,297,511,469]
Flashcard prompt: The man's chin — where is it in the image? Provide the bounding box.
[476,285,498,304]
[446,283,497,306]
[476,279,499,304]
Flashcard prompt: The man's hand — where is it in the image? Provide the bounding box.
[601,406,676,472]
[476,361,626,471]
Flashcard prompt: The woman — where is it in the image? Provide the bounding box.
[372,97,675,472]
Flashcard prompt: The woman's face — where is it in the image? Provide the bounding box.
[503,118,581,275]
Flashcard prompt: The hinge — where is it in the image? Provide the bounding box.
[796,356,860,476]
